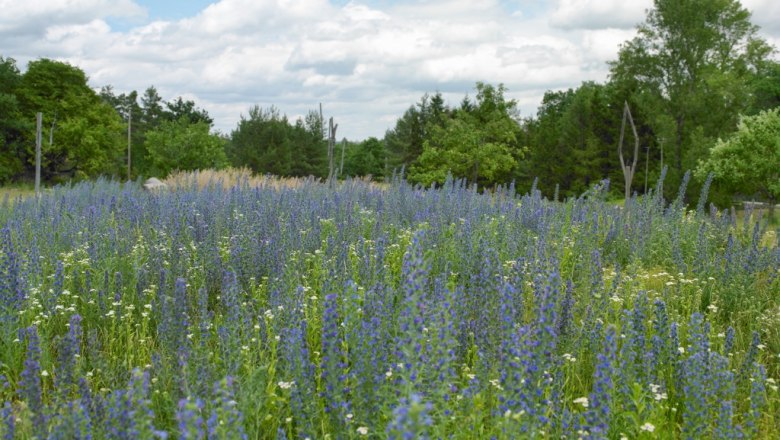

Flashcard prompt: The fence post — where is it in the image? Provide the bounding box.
[35,112,42,196]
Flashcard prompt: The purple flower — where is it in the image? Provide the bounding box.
[2,401,14,440]
[207,377,247,440]
[586,325,617,437]
[176,397,205,440]
[19,325,46,437]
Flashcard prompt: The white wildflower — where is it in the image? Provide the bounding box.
[573,397,589,408]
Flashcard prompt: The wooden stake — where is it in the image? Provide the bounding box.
[127,111,132,181]
[35,112,42,196]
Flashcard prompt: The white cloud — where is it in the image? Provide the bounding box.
[2,0,779,140]
[742,0,780,32]
[0,0,144,36]
[550,0,651,30]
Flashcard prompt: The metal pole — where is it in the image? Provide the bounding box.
[35,112,42,196]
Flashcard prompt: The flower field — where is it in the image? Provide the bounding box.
[0,171,779,439]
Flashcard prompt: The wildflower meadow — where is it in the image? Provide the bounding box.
[0,170,779,439]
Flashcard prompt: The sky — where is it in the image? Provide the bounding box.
[1,0,779,140]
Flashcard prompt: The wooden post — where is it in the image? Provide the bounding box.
[618,101,639,201]
[644,144,650,195]
[127,112,132,181]
[327,117,338,182]
[339,139,346,177]
[35,112,42,196]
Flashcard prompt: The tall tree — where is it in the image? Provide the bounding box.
[748,60,780,114]
[288,110,327,178]
[609,0,773,190]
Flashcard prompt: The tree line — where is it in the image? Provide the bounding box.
[1,0,778,206]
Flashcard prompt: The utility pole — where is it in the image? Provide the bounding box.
[35,112,42,196]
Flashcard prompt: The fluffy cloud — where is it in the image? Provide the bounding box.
[0,0,144,36]
[2,0,778,139]
[549,0,652,30]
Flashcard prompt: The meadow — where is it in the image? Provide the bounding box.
[0,170,778,439]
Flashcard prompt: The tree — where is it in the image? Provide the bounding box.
[288,110,327,178]
[343,137,386,179]
[696,108,780,219]
[228,106,293,176]
[145,117,227,176]
[748,60,780,114]
[17,59,124,180]
[609,0,773,190]
[141,86,166,130]
[409,83,521,187]
[165,97,213,126]
[385,92,449,171]
[522,89,576,195]
[100,86,148,178]
[228,105,328,178]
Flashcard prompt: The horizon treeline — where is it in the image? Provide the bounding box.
[1,0,779,206]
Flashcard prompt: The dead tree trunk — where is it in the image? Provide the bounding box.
[618,101,639,201]
[327,117,338,183]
